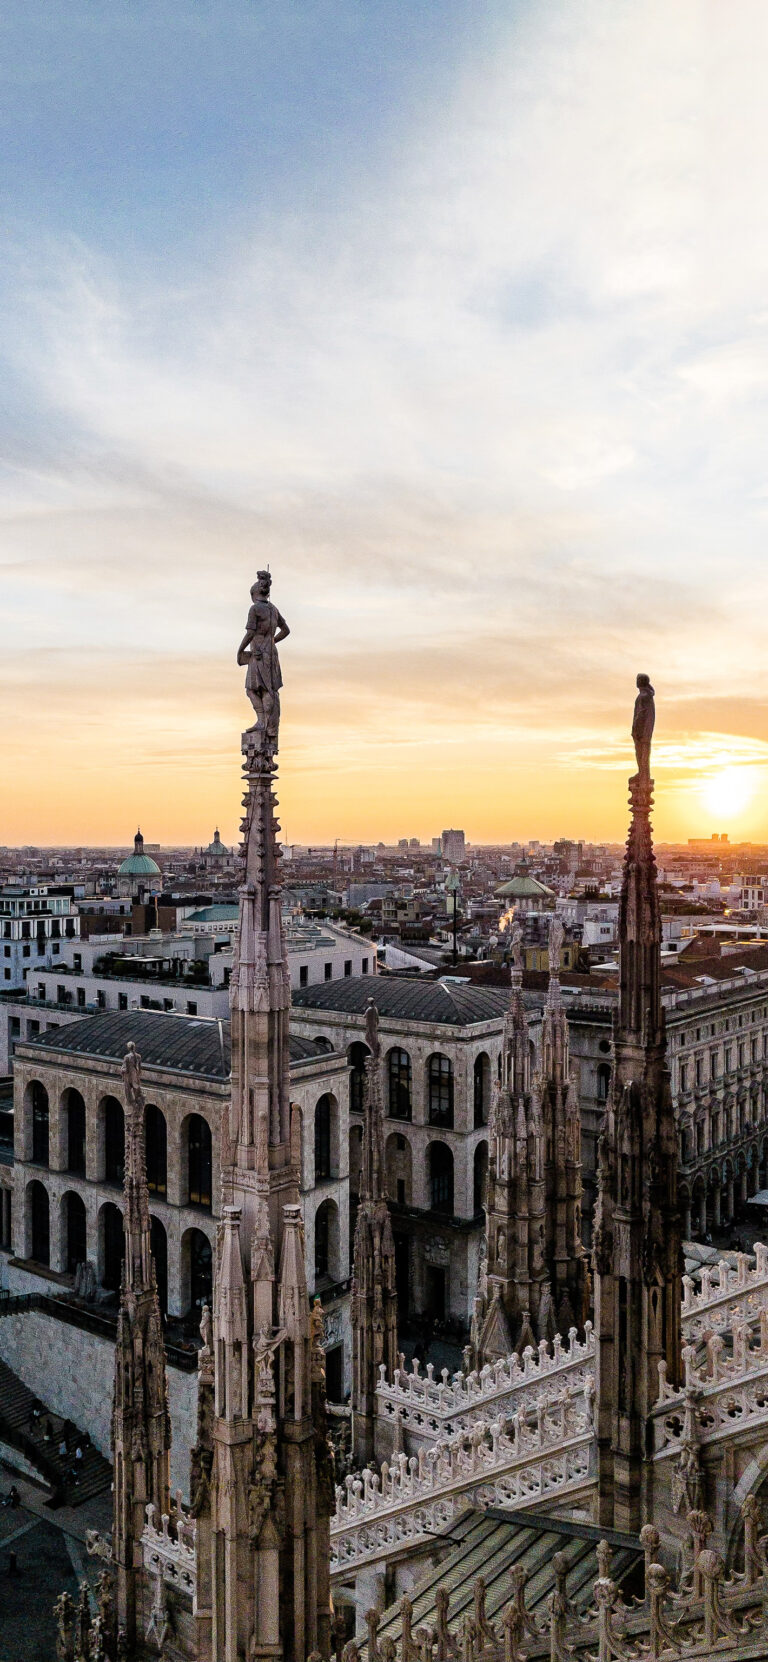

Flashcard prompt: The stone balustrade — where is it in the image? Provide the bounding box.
[141,1501,197,1594]
[682,1244,768,1340]
[331,1388,594,1575]
[321,1502,768,1662]
[655,1310,768,1455]
[376,1325,595,1444]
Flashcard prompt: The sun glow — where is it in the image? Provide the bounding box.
[699,767,756,824]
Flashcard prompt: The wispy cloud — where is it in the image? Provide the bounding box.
[3,2,768,840]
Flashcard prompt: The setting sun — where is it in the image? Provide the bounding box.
[700,766,756,824]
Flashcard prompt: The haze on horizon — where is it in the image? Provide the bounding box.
[3,1,768,850]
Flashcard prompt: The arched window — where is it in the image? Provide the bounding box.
[100,1202,124,1292]
[30,1082,49,1167]
[28,1180,50,1265]
[473,1141,489,1214]
[315,1095,332,1181]
[385,1131,413,1207]
[188,1115,212,1209]
[429,1143,454,1215]
[151,1216,168,1314]
[103,1097,125,1186]
[597,1063,611,1103]
[64,1191,87,1276]
[388,1050,412,1120]
[189,1228,212,1313]
[63,1089,86,1176]
[348,1042,369,1114]
[314,1199,339,1283]
[428,1055,454,1127]
[145,1105,167,1196]
[474,1054,490,1128]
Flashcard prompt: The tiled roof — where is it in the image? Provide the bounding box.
[20,1011,339,1078]
[292,975,512,1026]
[369,1508,641,1657]
[22,1011,231,1077]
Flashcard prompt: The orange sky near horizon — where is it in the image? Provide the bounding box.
[4,4,768,849]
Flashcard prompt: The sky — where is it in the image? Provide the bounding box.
[3,0,768,848]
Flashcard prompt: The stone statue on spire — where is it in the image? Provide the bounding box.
[236,570,290,759]
[632,673,655,783]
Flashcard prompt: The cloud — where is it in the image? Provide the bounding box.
[3,1,768,838]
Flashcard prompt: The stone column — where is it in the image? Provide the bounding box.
[713,1187,721,1229]
[49,1186,65,1274]
[741,1166,748,1205]
[699,1189,707,1234]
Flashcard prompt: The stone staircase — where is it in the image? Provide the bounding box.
[0,1355,112,1506]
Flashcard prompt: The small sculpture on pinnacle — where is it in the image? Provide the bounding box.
[631,673,655,783]
[237,570,290,757]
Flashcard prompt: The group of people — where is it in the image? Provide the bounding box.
[28,1402,90,1485]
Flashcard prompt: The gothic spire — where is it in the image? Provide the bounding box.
[112,1041,171,1646]
[208,576,332,1662]
[593,676,682,1535]
[351,1001,398,1463]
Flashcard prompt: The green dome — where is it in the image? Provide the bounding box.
[119,830,160,878]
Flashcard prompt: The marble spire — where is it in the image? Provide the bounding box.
[593,676,682,1535]
[469,930,547,1363]
[206,577,332,1662]
[533,913,589,1335]
[350,999,398,1463]
[112,1040,171,1646]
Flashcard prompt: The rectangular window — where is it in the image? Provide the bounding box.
[27,1020,39,1036]
[97,990,106,1009]
[187,1001,198,1015]
[344,960,352,977]
[57,985,66,1004]
[695,1058,702,1087]
[118,993,128,1011]
[324,962,332,981]
[76,988,86,1008]
[3,970,9,981]
[73,954,82,972]
[22,945,30,958]
[10,1018,20,1037]
[362,958,369,974]
[299,965,309,987]
[680,1063,688,1093]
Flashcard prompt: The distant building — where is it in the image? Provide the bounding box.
[116,829,162,900]
[0,885,80,994]
[441,829,466,863]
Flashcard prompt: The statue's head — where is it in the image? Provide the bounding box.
[251,570,272,598]
[636,672,651,690]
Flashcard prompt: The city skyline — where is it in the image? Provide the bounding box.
[4,2,768,845]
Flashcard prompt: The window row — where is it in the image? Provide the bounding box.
[348,1045,492,1129]
[24,1181,212,1314]
[25,1083,213,1210]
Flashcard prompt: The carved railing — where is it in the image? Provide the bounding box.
[376,1326,595,1444]
[655,1313,768,1456]
[682,1244,768,1341]
[141,1501,196,1595]
[331,1389,594,1574]
[319,1503,768,1662]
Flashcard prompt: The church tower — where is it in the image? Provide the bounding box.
[534,914,589,1334]
[350,1000,398,1464]
[470,928,547,1361]
[210,573,333,1662]
[112,1041,171,1645]
[593,677,682,1534]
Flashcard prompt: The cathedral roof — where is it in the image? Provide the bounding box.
[21,1010,336,1077]
[494,873,554,899]
[292,975,513,1026]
